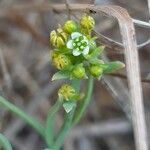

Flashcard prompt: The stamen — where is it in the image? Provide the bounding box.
[77,42,81,46]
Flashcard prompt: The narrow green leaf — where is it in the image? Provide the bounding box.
[89,59,104,65]
[101,61,125,74]
[73,76,94,125]
[0,133,12,150]
[52,108,75,150]
[92,46,105,57]
[85,46,105,62]
[0,96,45,138]
[52,70,70,81]
[63,101,76,113]
[45,100,62,147]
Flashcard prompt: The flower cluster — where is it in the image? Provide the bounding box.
[50,14,125,103]
[58,84,76,101]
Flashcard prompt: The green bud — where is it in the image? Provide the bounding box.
[51,52,71,70]
[89,65,103,77]
[50,28,68,48]
[72,64,86,79]
[80,14,95,30]
[63,20,77,34]
[101,61,125,74]
[51,51,58,60]
[58,84,76,101]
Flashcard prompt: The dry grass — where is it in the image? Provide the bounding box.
[0,0,150,150]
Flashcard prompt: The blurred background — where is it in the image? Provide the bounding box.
[0,0,150,150]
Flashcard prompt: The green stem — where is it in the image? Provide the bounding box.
[73,76,94,125]
[45,100,62,147]
[52,108,75,150]
[0,133,12,150]
[71,79,81,92]
[0,96,45,138]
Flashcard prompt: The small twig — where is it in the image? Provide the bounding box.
[0,48,12,90]
[69,119,131,137]
[64,0,71,19]
[1,4,149,50]
[107,73,150,83]
[146,72,150,79]
[133,19,150,28]
[148,0,150,21]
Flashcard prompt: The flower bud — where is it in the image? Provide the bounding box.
[89,65,103,77]
[63,20,77,34]
[51,52,71,70]
[55,36,65,48]
[58,84,76,101]
[57,28,68,42]
[50,28,68,48]
[51,51,58,59]
[72,64,86,79]
[50,30,57,44]
[80,14,95,30]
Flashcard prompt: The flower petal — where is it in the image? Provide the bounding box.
[84,39,89,45]
[83,35,87,40]
[73,49,81,56]
[67,40,73,49]
[71,32,82,39]
[82,46,89,55]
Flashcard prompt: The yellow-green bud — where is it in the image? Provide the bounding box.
[51,52,71,70]
[89,65,103,77]
[50,28,68,48]
[56,37,65,48]
[58,84,76,101]
[63,20,77,34]
[80,14,95,30]
[51,51,58,60]
[72,64,86,79]
[57,28,68,42]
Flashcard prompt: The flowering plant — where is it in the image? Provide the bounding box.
[50,14,124,111]
[46,14,125,149]
[51,14,124,80]
[0,14,125,150]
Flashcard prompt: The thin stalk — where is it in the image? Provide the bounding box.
[148,0,150,22]
[0,133,12,150]
[71,79,81,92]
[45,99,62,147]
[52,108,75,150]
[0,96,45,138]
[46,80,80,148]
[73,76,94,125]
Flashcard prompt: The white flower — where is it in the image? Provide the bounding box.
[67,32,90,56]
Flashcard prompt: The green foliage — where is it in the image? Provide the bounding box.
[72,64,87,79]
[0,13,125,150]
[63,20,77,34]
[63,101,76,113]
[48,14,125,149]
[0,133,12,150]
[50,15,125,81]
[89,65,103,77]
[0,96,45,138]
[101,61,125,73]
[52,70,70,81]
